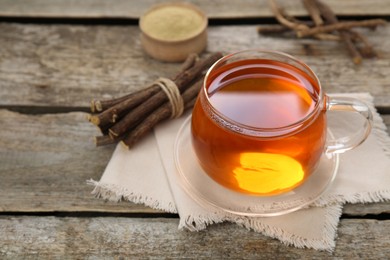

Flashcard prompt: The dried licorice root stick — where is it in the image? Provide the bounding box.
[91,92,136,113]
[296,19,387,38]
[90,53,198,114]
[89,86,161,127]
[349,30,377,58]
[95,77,203,147]
[268,0,339,41]
[312,0,363,64]
[265,0,384,64]
[314,0,385,62]
[89,53,201,131]
[94,135,120,146]
[94,98,198,147]
[303,0,323,26]
[268,0,308,32]
[178,53,199,74]
[91,54,198,114]
[108,52,222,138]
[257,24,292,34]
[121,77,204,148]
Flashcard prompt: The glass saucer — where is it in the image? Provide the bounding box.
[174,116,340,217]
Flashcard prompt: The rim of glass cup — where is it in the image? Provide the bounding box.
[201,49,325,138]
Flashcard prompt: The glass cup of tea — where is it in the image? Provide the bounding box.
[191,50,372,196]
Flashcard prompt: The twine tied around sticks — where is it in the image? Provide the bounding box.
[154,77,184,118]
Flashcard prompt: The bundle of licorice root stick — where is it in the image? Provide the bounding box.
[88,52,223,148]
[258,0,387,64]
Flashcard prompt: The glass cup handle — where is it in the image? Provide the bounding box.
[325,95,373,154]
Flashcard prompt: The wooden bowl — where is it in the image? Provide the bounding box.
[139,2,208,62]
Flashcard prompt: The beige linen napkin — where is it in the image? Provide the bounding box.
[89,93,390,251]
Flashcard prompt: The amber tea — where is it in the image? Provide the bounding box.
[191,58,327,195]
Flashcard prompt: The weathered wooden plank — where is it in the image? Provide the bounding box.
[0,110,159,213]
[1,217,390,258]
[0,0,389,19]
[1,23,390,109]
[344,202,390,216]
[0,110,389,215]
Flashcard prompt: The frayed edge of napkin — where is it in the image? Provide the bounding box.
[87,179,178,213]
[316,94,390,206]
[243,205,342,252]
[178,204,343,252]
[178,212,224,231]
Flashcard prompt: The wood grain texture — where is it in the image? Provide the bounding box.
[0,110,389,215]
[0,23,390,109]
[0,0,389,19]
[0,110,160,213]
[1,217,390,258]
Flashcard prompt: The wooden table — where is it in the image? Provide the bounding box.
[1,0,389,258]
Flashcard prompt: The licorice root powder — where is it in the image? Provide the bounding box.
[141,5,205,41]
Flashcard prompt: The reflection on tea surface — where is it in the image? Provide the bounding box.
[233,152,304,195]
